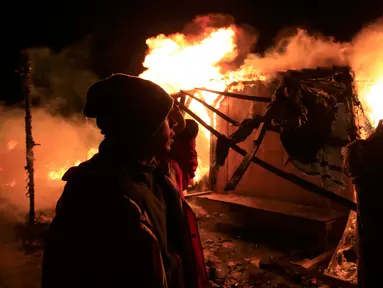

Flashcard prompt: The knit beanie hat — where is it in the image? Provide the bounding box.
[84,74,174,141]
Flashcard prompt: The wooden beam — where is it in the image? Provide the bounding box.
[196,87,272,103]
[181,90,240,126]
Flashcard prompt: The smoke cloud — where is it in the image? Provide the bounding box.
[0,36,102,221]
[239,17,383,79]
[238,17,383,126]
[28,35,98,116]
[242,29,351,74]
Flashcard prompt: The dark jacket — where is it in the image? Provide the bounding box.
[42,150,210,288]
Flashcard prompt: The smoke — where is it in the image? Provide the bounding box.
[242,29,351,74]
[0,36,102,221]
[350,18,383,74]
[28,35,98,116]
[238,17,383,127]
[176,14,383,94]
[241,17,383,84]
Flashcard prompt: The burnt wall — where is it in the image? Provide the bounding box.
[214,83,353,209]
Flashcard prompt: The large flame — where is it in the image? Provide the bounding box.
[139,25,256,185]
[143,27,221,183]
[43,18,382,186]
[139,27,237,93]
[45,26,247,183]
[351,22,383,132]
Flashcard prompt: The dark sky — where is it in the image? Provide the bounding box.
[1,0,382,104]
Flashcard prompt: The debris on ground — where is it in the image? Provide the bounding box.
[0,201,355,288]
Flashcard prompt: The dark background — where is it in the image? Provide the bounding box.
[1,0,382,104]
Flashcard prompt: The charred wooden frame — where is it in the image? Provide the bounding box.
[177,101,356,211]
[173,67,359,211]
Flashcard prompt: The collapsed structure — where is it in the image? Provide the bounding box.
[174,66,369,284]
[177,66,362,205]
[214,66,362,191]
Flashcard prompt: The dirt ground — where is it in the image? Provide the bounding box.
[0,201,331,288]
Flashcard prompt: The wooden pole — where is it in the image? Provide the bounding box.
[19,50,37,225]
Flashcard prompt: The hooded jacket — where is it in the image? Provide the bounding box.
[42,149,210,288]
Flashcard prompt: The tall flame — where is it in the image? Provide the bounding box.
[45,27,245,182]
[139,25,248,185]
[351,22,383,132]
[358,80,383,129]
[140,28,236,91]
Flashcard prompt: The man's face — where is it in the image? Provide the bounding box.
[152,115,177,156]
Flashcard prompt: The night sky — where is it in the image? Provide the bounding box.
[1,0,382,104]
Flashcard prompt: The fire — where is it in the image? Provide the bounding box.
[351,23,383,133]
[0,180,16,188]
[44,26,248,184]
[139,25,262,187]
[47,148,98,180]
[138,22,383,186]
[359,80,383,128]
[140,27,237,92]
[355,76,383,130]
[7,140,18,151]
[139,26,239,186]
[44,17,382,189]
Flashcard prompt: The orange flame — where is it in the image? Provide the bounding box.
[139,27,238,93]
[7,140,18,151]
[351,22,383,133]
[47,148,98,180]
[357,80,383,129]
[139,25,264,186]
[45,26,250,183]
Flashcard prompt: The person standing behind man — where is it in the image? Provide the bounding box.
[168,118,200,194]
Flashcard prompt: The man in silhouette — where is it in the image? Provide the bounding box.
[42,74,210,288]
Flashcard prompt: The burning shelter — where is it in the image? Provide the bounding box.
[2,12,383,287]
[167,65,367,285]
[173,66,359,245]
